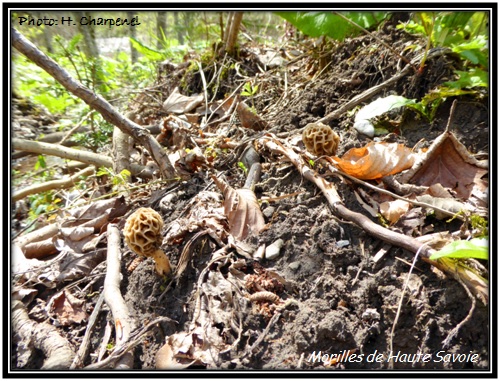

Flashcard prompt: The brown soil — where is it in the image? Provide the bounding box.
[11,18,489,373]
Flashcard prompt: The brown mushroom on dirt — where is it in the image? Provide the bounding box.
[123,207,172,276]
[302,122,340,157]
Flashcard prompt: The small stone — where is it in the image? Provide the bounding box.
[265,239,284,260]
[288,261,301,271]
[262,206,275,219]
[336,240,350,248]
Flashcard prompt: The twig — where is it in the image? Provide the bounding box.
[441,274,476,349]
[242,311,282,359]
[12,138,146,177]
[84,317,174,370]
[70,293,105,369]
[388,243,427,369]
[12,299,76,369]
[13,166,95,202]
[103,224,137,369]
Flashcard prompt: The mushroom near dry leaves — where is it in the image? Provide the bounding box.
[302,122,340,156]
[123,207,172,276]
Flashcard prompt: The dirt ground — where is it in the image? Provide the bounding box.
[11,15,490,373]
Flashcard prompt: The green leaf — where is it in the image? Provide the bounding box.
[444,68,488,89]
[129,37,166,61]
[275,11,387,40]
[429,238,488,261]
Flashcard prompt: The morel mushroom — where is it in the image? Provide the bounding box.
[302,122,340,156]
[123,207,172,276]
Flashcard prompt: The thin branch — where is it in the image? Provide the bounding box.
[11,28,178,181]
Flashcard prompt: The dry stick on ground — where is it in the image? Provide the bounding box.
[84,317,174,370]
[11,28,178,181]
[102,224,137,369]
[12,166,95,202]
[70,292,105,369]
[260,134,488,304]
[12,299,76,369]
[12,138,147,176]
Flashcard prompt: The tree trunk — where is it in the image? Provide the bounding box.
[225,12,243,56]
[128,11,138,63]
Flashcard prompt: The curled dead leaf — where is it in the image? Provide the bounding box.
[331,142,418,180]
[236,102,269,131]
[212,176,266,240]
[379,199,411,224]
[163,87,203,114]
[399,131,488,200]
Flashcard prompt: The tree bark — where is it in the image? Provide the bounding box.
[12,28,178,181]
[225,12,243,55]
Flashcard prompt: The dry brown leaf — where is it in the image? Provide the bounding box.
[399,131,488,200]
[379,199,411,224]
[47,290,88,326]
[236,102,269,131]
[212,176,266,240]
[331,142,418,180]
[163,87,204,114]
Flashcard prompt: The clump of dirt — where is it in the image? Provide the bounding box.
[12,20,489,373]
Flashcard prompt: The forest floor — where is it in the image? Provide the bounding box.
[11,17,489,373]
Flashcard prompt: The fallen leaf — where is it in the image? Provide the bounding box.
[163,87,204,114]
[236,102,269,131]
[331,142,418,180]
[379,199,411,224]
[399,131,488,200]
[47,290,88,326]
[212,176,266,240]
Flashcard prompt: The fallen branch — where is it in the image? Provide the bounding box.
[12,299,76,369]
[12,28,178,181]
[70,293,105,369]
[260,134,487,303]
[102,224,137,369]
[13,166,95,202]
[12,138,147,176]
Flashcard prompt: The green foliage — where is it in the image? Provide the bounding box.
[129,37,167,61]
[429,238,488,261]
[275,11,388,40]
[96,167,132,190]
[27,191,62,220]
[470,214,488,237]
[399,12,487,49]
[73,118,114,151]
[241,82,259,97]
[398,11,488,74]
[405,87,475,121]
[237,162,248,175]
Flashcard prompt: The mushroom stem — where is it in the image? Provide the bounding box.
[151,249,172,276]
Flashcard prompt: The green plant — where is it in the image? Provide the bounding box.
[241,81,259,111]
[275,11,388,40]
[429,237,488,261]
[398,12,488,74]
[27,191,62,221]
[96,167,132,190]
[237,161,248,175]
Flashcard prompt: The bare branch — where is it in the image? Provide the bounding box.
[11,27,178,181]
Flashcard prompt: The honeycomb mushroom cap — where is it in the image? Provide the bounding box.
[124,207,171,276]
[302,122,340,156]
